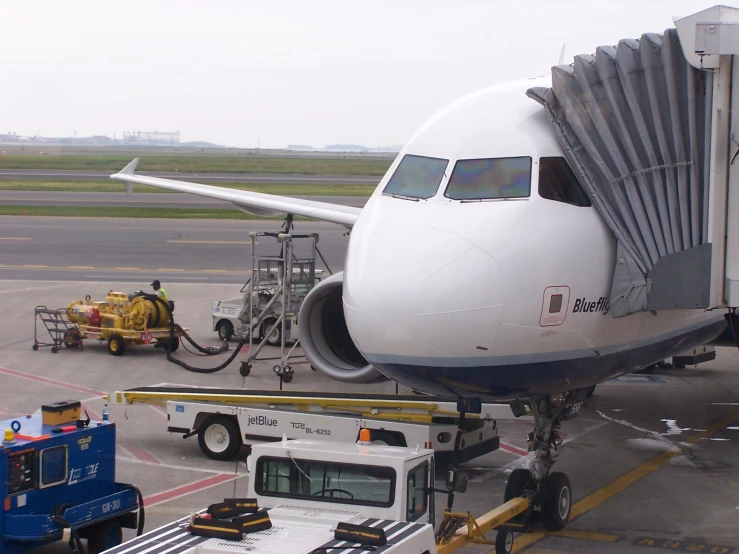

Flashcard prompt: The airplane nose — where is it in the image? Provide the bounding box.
[343,226,504,363]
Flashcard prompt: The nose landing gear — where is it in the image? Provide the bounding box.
[504,392,583,531]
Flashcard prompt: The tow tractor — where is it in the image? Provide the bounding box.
[0,400,144,554]
[112,386,528,463]
[106,426,551,554]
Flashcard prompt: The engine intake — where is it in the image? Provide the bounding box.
[299,272,386,383]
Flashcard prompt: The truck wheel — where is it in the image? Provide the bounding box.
[495,526,514,554]
[108,334,125,356]
[168,336,180,352]
[198,415,242,460]
[369,430,404,447]
[63,329,82,348]
[217,320,234,341]
[541,472,571,531]
[262,317,282,346]
[87,519,122,554]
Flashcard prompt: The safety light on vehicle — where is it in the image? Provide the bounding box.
[2,428,14,444]
[357,428,371,445]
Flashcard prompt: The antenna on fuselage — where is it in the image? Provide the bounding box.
[558,43,567,65]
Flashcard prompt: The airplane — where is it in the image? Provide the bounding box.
[110,9,737,530]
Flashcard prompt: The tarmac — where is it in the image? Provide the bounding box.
[0,227,737,553]
[0,216,349,284]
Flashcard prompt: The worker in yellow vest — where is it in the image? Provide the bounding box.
[151,280,169,301]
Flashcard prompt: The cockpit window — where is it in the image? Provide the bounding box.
[444,157,531,201]
[538,157,592,207]
[382,154,449,200]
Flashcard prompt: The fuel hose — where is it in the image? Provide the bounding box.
[143,294,248,374]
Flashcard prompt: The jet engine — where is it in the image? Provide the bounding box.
[299,272,386,383]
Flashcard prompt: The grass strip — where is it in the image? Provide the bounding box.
[0,180,375,196]
[0,154,392,175]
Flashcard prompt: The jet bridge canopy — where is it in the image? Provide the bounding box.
[527,5,739,317]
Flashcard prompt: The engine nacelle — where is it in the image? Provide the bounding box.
[299,272,386,383]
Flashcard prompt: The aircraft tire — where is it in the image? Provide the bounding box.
[541,472,571,531]
[504,468,534,501]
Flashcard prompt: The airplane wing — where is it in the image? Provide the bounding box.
[109,158,361,227]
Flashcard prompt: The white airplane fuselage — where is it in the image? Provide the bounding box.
[341,78,726,400]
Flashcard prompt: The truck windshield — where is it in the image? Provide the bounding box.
[256,456,396,508]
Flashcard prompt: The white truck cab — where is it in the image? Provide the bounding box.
[247,434,437,526]
[106,432,529,554]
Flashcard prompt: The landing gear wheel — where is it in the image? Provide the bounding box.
[586,385,596,397]
[541,472,571,531]
[504,468,535,524]
[217,320,234,341]
[198,415,242,461]
[108,334,125,356]
[262,317,282,347]
[87,518,122,554]
[240,362,251,377]
[495,526,514,554]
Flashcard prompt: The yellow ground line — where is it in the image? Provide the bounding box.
[157,268,185,272]
[167,240,257,245]
[68,265,96,269]
[23,264,48,268]
[204,269,228,273]
[0,237,31,240]
[115,267,140,271]
[508,408,739,553]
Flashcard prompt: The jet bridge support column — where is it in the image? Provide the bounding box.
[678,10,739,309]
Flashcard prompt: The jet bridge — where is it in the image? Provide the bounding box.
[528,5,739,318]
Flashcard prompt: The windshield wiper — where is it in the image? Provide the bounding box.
[286,450,312,482]
[384,193,421,202]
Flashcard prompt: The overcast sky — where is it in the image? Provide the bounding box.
[0,1,731,149]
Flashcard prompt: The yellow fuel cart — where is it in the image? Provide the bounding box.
[65,291,184,356]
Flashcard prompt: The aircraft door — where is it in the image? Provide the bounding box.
[540,286,570,327]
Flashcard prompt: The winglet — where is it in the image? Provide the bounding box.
[114,158,139,194]
[118,158,140,175]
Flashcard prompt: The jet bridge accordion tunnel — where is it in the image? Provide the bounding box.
[527,5,739,320]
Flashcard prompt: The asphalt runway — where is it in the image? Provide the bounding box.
[0,216,350,284]
[0,280,735,554]
[0,190,369,209]
[0,169,381,185]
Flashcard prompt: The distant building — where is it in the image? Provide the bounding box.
[122,130,180,146]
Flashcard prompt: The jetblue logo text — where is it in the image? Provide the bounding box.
[572,297,609,314]
[246,416,277,427]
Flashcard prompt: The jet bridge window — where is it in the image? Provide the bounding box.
[256,456,396,508]
[538,157,591,207]
[383,154,449,200]
[445,157,531,200]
